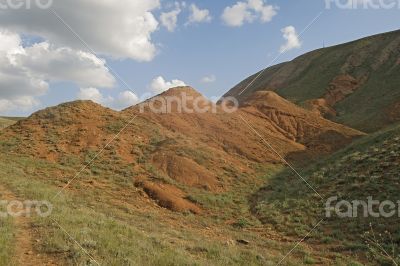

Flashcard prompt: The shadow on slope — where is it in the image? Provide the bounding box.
[251,123,400,265]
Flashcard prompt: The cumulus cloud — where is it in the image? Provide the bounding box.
[160,3,182,32]
[201,75,216,83]
[77,87,110,104]
[150,76,186,94]
[0,0,160,61]
[187,4,212,25]
[15,42,115,88]
[114,91,140,109]
[0,97,40,113]
[77,88,139,110]
[221,0,277,27]
[0,29,115,113]
[279,26,301,53]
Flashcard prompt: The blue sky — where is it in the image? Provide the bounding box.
[0,0,399,116]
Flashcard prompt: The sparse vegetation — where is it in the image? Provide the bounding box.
[226,29,400,132]
[0,117,23,130]
[0,153,326,265]
[253,123,400,265]
[2,30,400,265]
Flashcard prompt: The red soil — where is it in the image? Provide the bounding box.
[140,181,202,214]
[1,87,365,213]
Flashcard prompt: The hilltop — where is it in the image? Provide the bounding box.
[224,29,400,132]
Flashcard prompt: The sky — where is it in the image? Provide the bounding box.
[0,0,399,116]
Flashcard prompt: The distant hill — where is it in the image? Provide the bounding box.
[0,117,23,129]
[224,29,400,132]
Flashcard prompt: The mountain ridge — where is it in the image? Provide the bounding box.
[223,29,400,132]
[1,87,363,214]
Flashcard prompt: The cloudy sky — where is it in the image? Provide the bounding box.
[0,0,399,115]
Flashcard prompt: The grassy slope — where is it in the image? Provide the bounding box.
[0,136,346,265]
[0,117,22,129]
[253,123,400,265]
[0,96,366,265]
[0,154,338,265]
[224,29,400,132]
[0,129,366,265]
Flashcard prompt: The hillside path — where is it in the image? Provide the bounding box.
[0,184,58,266]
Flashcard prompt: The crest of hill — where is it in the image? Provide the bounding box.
[3,100,121,161]
[4,88,363,165]
[224,29,400,132]
[154,86,203,98]
[28,100,118,121]
[242,90,307,115]
[125,86,212,114]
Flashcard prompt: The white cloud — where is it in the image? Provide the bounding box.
[160,4,182,32]
[187,4,212,24]
[114,91,140,109]
[201,75,216,83]
[248,0,277,22]
[0,97,39,113]
[15,42,115,88]
[150,76,186,94]
[77,87,109,104]
[76,88,139,110]
[221,2,252,27]
[279,26,301,53]
[0,30,48,112]
[0,0,160,61]
[0,29,115,113]
[221,0,277,27]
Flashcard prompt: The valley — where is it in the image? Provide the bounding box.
[1,29,400,265]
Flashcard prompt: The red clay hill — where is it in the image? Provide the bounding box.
[0,87,364,213]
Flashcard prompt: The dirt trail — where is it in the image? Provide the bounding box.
[0,184,57,266]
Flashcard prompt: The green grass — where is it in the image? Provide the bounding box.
[253,123,400,265]
[0,110,370,265]
[0,152,330,265]
[0,117,21,129]
[227,29,400,133]
[0,214,14,263]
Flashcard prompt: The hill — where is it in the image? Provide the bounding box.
[0,117,22,129]
[223,29,400,132]
[2,88,363,210]
[0,87,365,265]
[252,122,400,265]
